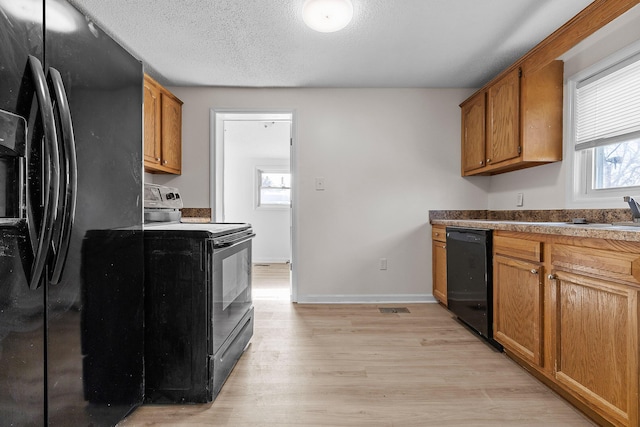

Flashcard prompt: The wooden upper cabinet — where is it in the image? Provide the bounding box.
[143,81,161,167]
[460,61,563,176]
[487,68,520,166]
[456,0,640,177]
[144,74,183,174]
[160,93,182,173]
[520,61,564,164]
[461,91,486,174]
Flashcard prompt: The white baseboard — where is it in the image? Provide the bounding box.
[294,294,438,304]
[253,258,290,264]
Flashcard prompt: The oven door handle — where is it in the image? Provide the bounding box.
[214,233,256,249]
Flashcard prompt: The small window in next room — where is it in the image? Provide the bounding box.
[256,168,291,208]
[568,46,640,203]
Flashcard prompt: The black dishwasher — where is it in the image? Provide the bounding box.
[446,227,502,350]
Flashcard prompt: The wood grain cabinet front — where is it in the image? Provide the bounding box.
[461,91,486,174]
[489,232,640,426]
[493,236,544,367]
[144,74,183,174]
[143,79,161,168]
[460,61,563,176]
[486,68,520,167]
[431,226,447,306]
[160,92,182,173]
[550,245,640,427]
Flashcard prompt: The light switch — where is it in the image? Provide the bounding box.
[315,177,325,191]
[517,192,524,207]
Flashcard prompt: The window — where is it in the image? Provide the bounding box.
[569,47,640,202]
[256,168,291,208]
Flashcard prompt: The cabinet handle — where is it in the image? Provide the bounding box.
[479,161,483,165]
[530,269,538,274]
[156,157,160,161]
[547,274,556,280]
[487,158,491,163]
[442,245,446,249]
[163,160,168,165]
[435,232,439,236]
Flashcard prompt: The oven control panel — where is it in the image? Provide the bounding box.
[144,183,183,210]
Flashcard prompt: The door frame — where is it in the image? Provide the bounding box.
[210,109,298,302]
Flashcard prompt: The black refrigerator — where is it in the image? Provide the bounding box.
[0,0,144,425]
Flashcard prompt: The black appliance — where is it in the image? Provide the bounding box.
[446,227,502,350]
[143,186,255,403]
[0,1,144,425]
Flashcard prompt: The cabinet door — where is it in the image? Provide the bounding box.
[432,241,447,305]
[160,93,182,174]
[554,271,639,427]
[461,92,486,174]
[487,68,520,166]
[493,254,543,366]
[143,81,161,166]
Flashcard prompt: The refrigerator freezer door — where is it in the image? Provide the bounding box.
[44,0,144,425]
[0,1,46,424]
[0,220,44,426]
[1,0,144,425]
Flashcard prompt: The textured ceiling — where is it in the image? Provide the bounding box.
[67,0,594,88]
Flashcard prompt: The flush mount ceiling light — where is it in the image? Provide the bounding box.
[302,0,353,33]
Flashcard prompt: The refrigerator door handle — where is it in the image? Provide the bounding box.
[27,55,60,290]
[47,67,77,285]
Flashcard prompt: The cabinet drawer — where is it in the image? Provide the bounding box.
[551,244,640,285]
[494,235,542,262]
[432,226,446,243]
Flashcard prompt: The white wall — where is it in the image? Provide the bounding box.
[146,6,640,302]
[488,5,640,210]
[223,120,291,263]
[154,87,490,302]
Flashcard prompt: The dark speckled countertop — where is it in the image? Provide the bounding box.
[429,209,640,242]
[181,208,211,223]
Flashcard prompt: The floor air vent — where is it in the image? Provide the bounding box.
[378,307,410,314]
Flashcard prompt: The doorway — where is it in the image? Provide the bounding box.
[211,111,295,301]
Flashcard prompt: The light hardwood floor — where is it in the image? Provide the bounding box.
[120,263,594,426]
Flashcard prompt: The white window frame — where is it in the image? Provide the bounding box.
[255,166,291,210]
[566,39,640,207]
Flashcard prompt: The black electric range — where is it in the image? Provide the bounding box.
[143,184,255,403]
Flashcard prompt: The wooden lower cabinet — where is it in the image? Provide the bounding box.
[490,231,640,427]
[493,254,543,367]
[431,226,447,305]
[553,270,639,427]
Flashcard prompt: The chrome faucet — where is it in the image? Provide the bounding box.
[623,196,640,222]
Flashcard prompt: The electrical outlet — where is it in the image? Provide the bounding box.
[517,192,524,207]
[379,258,387,270]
